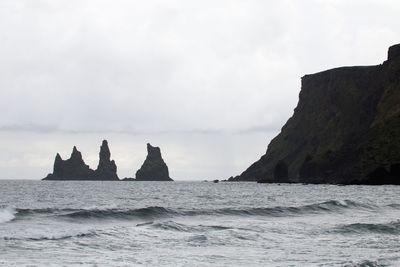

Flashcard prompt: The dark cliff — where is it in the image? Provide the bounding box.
[43,140,119,181]
[232,44,400,184]
[135,143,173,181]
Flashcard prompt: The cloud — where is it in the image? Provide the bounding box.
[0,0,302,134]
[0,0,399,179]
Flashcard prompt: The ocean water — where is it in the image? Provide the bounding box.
[1,181,400,266]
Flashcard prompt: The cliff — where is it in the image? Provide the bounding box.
[43,140,119,181]
[135,143,173,181]
[232,44,400,184]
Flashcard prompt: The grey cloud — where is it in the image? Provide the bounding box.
[0,0,399,179]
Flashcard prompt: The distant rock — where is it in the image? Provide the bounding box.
[43,146,95,180]
[43,140,120,181]
[122,177,136,181]
[94,140,119,180]
[135,143,173,181]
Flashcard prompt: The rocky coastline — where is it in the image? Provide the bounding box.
[230,44,400,185]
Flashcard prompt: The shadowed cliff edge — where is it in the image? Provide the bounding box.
[230,44,400,185]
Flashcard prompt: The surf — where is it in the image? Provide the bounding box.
[0,206,17,223]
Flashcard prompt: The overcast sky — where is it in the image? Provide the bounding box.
[0,0,399,180]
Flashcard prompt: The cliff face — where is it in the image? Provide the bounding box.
[135,143,173,181]
[233,44,400,184]
[43,140,119,181]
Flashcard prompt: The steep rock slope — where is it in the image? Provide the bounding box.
[232,44,400,184]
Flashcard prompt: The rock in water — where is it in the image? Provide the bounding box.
[135,143,173,181]
[43,146,95,180]
[233,43,400,184]
[43,140,120,181]
[94,140,119,180]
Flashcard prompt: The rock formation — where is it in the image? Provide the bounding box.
[43,146,95,180]
[43,140,119,181]
[231,44,400,185]
[94,140,119,180]
[135,143,173,181]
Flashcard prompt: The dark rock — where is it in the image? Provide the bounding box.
[43,140,120,181]
[234,44,400,184]
[390,164,400,179]
[228,175,240,181]
[135,143,173,181]
[388,44,400,61]
[365,167,392,185]
[363,163,400,185]
[122,177,136,181]
[94,140,119,180]
[43,146,95,180]
[273,160,289,182]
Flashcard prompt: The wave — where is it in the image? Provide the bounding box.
[3,231,97,242]
[60,206,176,220]
[139,220,242,233]
[149,221,195,232]
[387,203,400,209]
[7,200,378,222]
[208,200,374,217]
[344,260,388,267]
[333,221,400,235]
[57,200,372,220]
[16,208,75,216]
[0,207,16,223]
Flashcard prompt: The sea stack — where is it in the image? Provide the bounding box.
[94,140,119,180]
[135,143,173,181]
[231,43,400,185]
[43,140,119,181]
[43,146,95,180]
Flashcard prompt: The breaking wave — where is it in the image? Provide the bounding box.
[333,221,400,235]
[7,200,379,222]
[0,207,16,223]
[60,206,175,220]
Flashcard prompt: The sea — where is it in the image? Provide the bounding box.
[1,180,400,267]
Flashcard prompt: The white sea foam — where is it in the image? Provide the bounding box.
[0,207,16,223]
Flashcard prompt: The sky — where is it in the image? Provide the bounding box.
[0,0,399,180]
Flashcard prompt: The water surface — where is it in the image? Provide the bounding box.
[1,180,400,266]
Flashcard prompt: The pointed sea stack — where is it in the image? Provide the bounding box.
[43,146,95,180]
[135,143,173,181]
[94,140,119,180]
[43,140,120,181]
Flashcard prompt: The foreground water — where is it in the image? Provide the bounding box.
[1,181,400,266]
